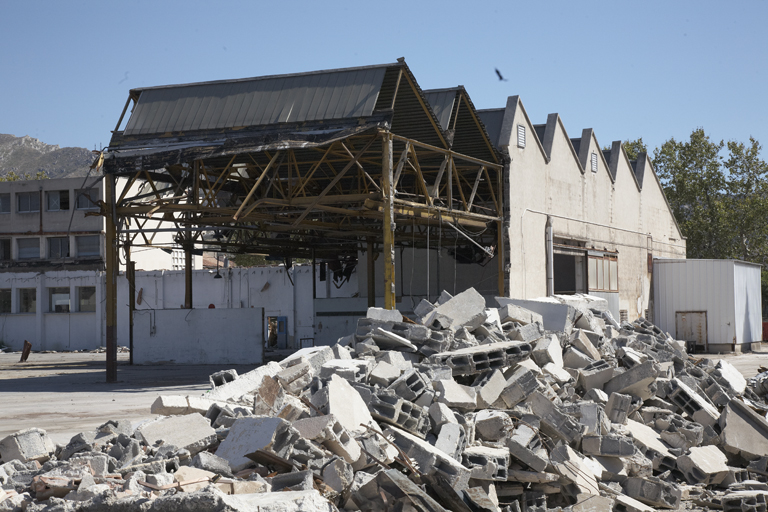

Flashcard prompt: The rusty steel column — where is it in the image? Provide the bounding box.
[105,174,118,382]
[382,133,396,310]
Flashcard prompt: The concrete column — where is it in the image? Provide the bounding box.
[35,273,44,351]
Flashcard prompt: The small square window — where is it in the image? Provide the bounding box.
[19,288,36,313]
[17,192,40,213]
[76,188,99,210]
[0,289,10,313]
[591,152,598,173]
[0,194,10,213]
[46,190,69,211]
[75,235,100,257]
[48,237,70,259]
[78,287,96,312]
[49,287,70,313]
[517,124,526,148]
[17,238,40,259]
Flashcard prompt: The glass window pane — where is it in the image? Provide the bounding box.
[0,194,10,213]
[18,238,40,259]
[78,287,96,312]
[609,260,618,291]
[76,189,98,209]
[48,237,69,258]
[49,287,70,312]
[19,288,36,313]
[0,289,10,313]
[604,258,610,291]
[588,258,597,290]
[76,235,100,257]
[596,259,604,290]
[0,240,10,260]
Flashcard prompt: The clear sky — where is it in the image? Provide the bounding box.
[1,0,766,156]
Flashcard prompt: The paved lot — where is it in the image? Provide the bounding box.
[1,348,767,447]
[0,351,259,445]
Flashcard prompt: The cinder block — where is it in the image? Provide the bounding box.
[550,444,599,497]
[677,445,729,486]
[322,457,354,493]
[424,287,487,333]
[320,359,371,383]
[368,361,401,387]
[577,360,613,390]
[207,361,282,401]
[473,370,506,408]
[604,361,659,401]
[499,303,543,326]
[531,334,563,368]
[626,419,677,472]
[499,367,540,407]
[430,341,532,376]
[434,379,477,410]
[310,374,375,435]
[209,369,238,389]
[666,378,720,428]
[474,410,514,442]
[135,414,216,456]
[276,360,313,394]
[292,414,361,463]
[581,434,635,458]
[280,346,335,374]
[387,369,429,401]
[525,391,584,446]
[269,469,315,492]
[562,346,595,369]
[434,422,467,461]
[622,477,681,509]
[429,402,458,430]
[366,306,403,323]
[506,424,547,472]
[463,445,510,481]
[353,383,430,438]
[510,322,544,343]
[570,329,601,361]
[712,359,747,395]
[215,416,299,472]
[605,392,632,424]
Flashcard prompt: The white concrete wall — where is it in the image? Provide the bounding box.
[132,308,263,364]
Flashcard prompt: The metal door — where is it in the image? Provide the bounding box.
[676,311,707,353]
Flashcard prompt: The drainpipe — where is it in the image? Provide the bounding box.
[545,216,554,297]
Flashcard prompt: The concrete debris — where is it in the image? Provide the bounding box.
[9,287,768,511]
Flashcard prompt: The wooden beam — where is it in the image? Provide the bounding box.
[233,151,281,220]
[382,133,396,310]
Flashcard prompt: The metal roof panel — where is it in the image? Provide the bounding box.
[424,89,458,131]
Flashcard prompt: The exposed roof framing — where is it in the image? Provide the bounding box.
[102,59,504,264]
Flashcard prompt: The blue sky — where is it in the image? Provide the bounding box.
[1,1,766,157]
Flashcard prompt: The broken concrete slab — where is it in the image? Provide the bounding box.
[623,476,682,509]
[677,445,729,486]
[426,287,487,333]
[433,379,477,410]
[292,414,361,463]
[366,306,403,323]
[206,361,282,401]
[720,399,768,461]
[0,429,55,464]
[215,416,298,472]
[531,334,563,368]
[604,361,660,401]
[135,414,216,456]
[551,444,599,496]
[499,303,543,326]
[497,297,575,334]
[310,374,375,435]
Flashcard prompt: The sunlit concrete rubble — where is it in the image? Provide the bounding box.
[10,288,768,511]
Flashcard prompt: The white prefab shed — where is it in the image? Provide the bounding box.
[653,259,762,353]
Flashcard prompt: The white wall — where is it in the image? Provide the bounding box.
[132,308,263,364]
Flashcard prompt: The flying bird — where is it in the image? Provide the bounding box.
[495,68,508,82]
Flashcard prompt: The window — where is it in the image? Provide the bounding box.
[0,289,10,313]
[0,240,10,260]
[76,188,99,210]
[591,152,598,173]
[517,124,526,148]
[172,247,184,270]
[588,254,618,292]
[19,288,35,313]
[17,238,40,259]
[78,287,96,312]
[46,190,69,211]
[48,237,70,258]
[0,194,10,213]
[17,192,40,213]
[75,235,100,257]
[49,287,70,312]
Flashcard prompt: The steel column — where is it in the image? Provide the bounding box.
[382,133,396,310]
[105,174,118,382]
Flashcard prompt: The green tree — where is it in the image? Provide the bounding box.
[0,170,49,181]
[653,129,729,259]
[622,138,648,161]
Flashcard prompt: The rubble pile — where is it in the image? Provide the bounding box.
[4,287,768,511]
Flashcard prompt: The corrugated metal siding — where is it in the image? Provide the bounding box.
[733,262,763,344]
[476,109,504,148]
[423,90,457,131]
[653,259,739,347]
[124,67,388,135]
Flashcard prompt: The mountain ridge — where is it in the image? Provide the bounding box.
[0,134,96,179]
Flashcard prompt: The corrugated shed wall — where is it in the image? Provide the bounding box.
[653,259,736,346]
[733,262,763,344]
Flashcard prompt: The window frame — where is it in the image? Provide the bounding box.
[17,191,40,213]
[19,288,36,313]
[0,239,10,261]
[17,238,40,260]
[75,188,99,210]
[75,235,100,257]
[77,286,96,312]
[48,287,70,313]
[587,253,619,292]
[0,288,10,313]
[0,193,10,214]
[48,237,70,259]
[46,190,70,212]
[517,124,526,148]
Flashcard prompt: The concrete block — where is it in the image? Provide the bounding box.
[414,298,436,319]
[626,419,676,472]
[429,402,458,430]
[562,346,595,369]
[605,392,632,424]
[505,424,547,472]
[577,359,613,390]
[618,346,648,368]
[499,303,543,326]
[614,494,655,512]
[425,287,487,333]
[207,361,282,401]
[353,468,448,512]
[372,327,418,352]
[221,489,337,511]
[525,391,584,446]
[667,378,720,427]
[366,306,403,323]
[576,402,609,435]
[509,322,544,343]
[368,361,401,387]
[463,445,510,481]
[276,360,313,394]
[430,340,532,376]
[721,491,768,512]
[209,369,238,388]
[0,429,55,464]
[497,297,575,334]
[385,425,471,489]
[189,451,233,478]
[292,414,361,463]
[474,410,514,441]
[571,495,615,512]
[520,491,547,512]
[434,379,477,410]
[269,469,314,492]
[622,477,681,509]
[531,334,563,368]
[135,414,216,455]
[473,369,506,408]
[353,383,430,438]
[322,457,354,493]
[677,445,729,486]
[215,416,299,472]
[499,367,540,407]
[582,434,635,457]
[720,399,768,460]
[414,388,435,408]
[151,395,191,416]
[319,359,370,383]
[377,350,413,371]
[713,359,748,395]
[584,388,609,404]
[542,362,573,385]
[331,343,352,360]
[571,329,601,361]
[310,374,375,435]
[550,444,599,496]
[604,361,659,401]
[280,346,334,374]
[434,422,467,461]
[387,368,429,401]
